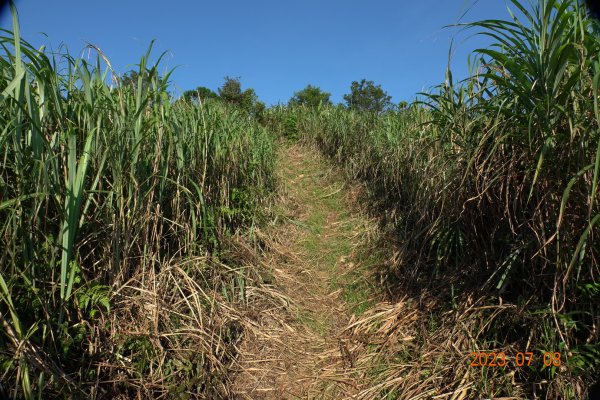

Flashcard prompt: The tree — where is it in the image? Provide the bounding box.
[289,85,331,108]
[121,70,143,88]
[121,69,152,92]
[183,86,218,103]
[218,76,264,119]
[343,79,392,114]
[218,76,256,112]
[254,100,266,124]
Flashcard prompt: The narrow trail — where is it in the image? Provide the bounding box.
[234,144,373,399]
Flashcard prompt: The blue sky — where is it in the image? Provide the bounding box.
[0,1,512,105]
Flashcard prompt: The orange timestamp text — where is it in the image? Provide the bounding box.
[469,351,562,368]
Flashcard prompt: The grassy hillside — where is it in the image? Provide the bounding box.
[1,0,600,398]
[267,0,600,397]
[0,8,276,398]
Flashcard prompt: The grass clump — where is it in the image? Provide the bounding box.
[272,0,600,397]
[0,5,276,398]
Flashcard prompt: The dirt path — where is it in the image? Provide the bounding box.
[233,143,372,399]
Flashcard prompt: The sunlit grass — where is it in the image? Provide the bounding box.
[0,4,276,398]
[271,0,600,397]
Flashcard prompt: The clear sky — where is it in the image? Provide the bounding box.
[0,1,512,105]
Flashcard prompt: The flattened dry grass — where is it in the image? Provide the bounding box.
[233,143,379,399]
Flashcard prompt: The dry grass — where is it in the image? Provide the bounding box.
[65,233,293,398]
[232,143,379,399]
[329,292,589,399]
[264,2,600,397]
[0,5,277,398]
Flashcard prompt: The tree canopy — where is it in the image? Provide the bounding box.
[218,76,257,112]
[120,69,159,93]
[183,86,218,103]
[181,77,265,120]
[218,76,265,120]
[343,79,392,114]
[289,85,331,108]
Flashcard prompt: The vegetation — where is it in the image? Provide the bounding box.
[289,84,332,108]
[268,0,600,397]
[2,0,600,398]
[0,6,276,398]
[120,69,159,90]
[343,78,392,114]
[182,85,218,103]
[218,76,266,119]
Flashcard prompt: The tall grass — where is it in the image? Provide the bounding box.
[0,5,275,398]
[275,0,600,397]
